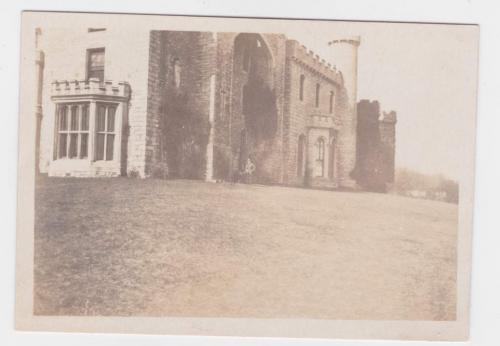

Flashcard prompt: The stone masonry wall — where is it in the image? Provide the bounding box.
[213,33,287,183]
[283,40,345,187]
[145,31,216,179]
[355,99,397,191]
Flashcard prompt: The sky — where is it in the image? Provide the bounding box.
[282,21,478,182]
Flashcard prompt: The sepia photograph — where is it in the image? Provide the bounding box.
[15,10,478,340]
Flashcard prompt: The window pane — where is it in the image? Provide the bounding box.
[106,134,114,161]
[58,134,67,158]
[97,105,106,132]
[299,75,305,101]
[318,139,325,160]
[88,69,104,81]
[89,50,104,68]
[315,84,320,107]
[107,106,116,132]
[59,106,68,131]
[70,106,79,131]
[69,134,78,158]
[329,92,334,113]
[81,105,89,131]
[80,133,88,158]
[95,134,105,160]
[88,49,105,81]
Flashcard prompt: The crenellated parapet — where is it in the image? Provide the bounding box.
[380,110,397,124]
[286,40,343,85]
[51,78,131,101]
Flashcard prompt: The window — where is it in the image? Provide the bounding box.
[55,103,90,159]
[95,103,117,161]
[316,137,325,177]
[87,48,105,81]
[297,134,306,177]
[329,91,335,114]
[173,58,182,88]
[328,137,336,179]
[315,83,321,108]
[299,75,305,101]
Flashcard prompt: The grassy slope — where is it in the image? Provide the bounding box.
[34,177,457,320]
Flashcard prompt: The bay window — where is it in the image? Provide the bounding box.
[54,102,118,162]
[50,78,130,177]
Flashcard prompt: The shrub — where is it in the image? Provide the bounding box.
[151,162,169,179]
[128,168,140,179]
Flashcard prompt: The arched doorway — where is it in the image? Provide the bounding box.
[232,33,277,181]
[315,137,326,177]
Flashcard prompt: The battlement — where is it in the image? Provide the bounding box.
[51,78,131,101]
[358,99,380,112]
[286,40,343,85]
[380,110,397,123]
[357,100,397,123]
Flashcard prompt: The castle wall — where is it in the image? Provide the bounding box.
[37,26,151,177]
[146,31,216,179]
[283,40,345,187]
[37,27,394,190]
[379,110,397,183]
[212,33,287,183]
[355,100,397,191]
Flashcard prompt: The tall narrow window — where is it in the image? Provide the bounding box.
[173,58,182,88]
[87,48,105,81]
[55,103,90,159]
[316,137,325,177]
[297,134,306,177]
[328,137,335,179]
[315,83,321,108]
[299,74,305,101]
[329,91,335,114]
[95,103,117,161]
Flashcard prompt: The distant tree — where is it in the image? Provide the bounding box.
[393,168,459,204]
[439,178,459,204]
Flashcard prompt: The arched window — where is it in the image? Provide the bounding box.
[316,137,325,177]
[173,58,181,88]
[328,137,335,179]
[299,75,305,101]
[297,134,306,177]
[315,83,321,108]
[329,91,335,114]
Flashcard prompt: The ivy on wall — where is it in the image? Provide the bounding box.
[159,90,209,179]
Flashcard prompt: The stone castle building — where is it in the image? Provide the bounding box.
[34,27,397,190]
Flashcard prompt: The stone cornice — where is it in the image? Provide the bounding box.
[307,112,341,130]
[51,79,131,102]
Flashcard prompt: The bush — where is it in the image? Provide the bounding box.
[151,162,169,179]
[128,168,140,179]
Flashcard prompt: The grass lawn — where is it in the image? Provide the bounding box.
[34,177,458,320]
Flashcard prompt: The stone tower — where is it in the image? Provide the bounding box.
[328,36,360,188]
